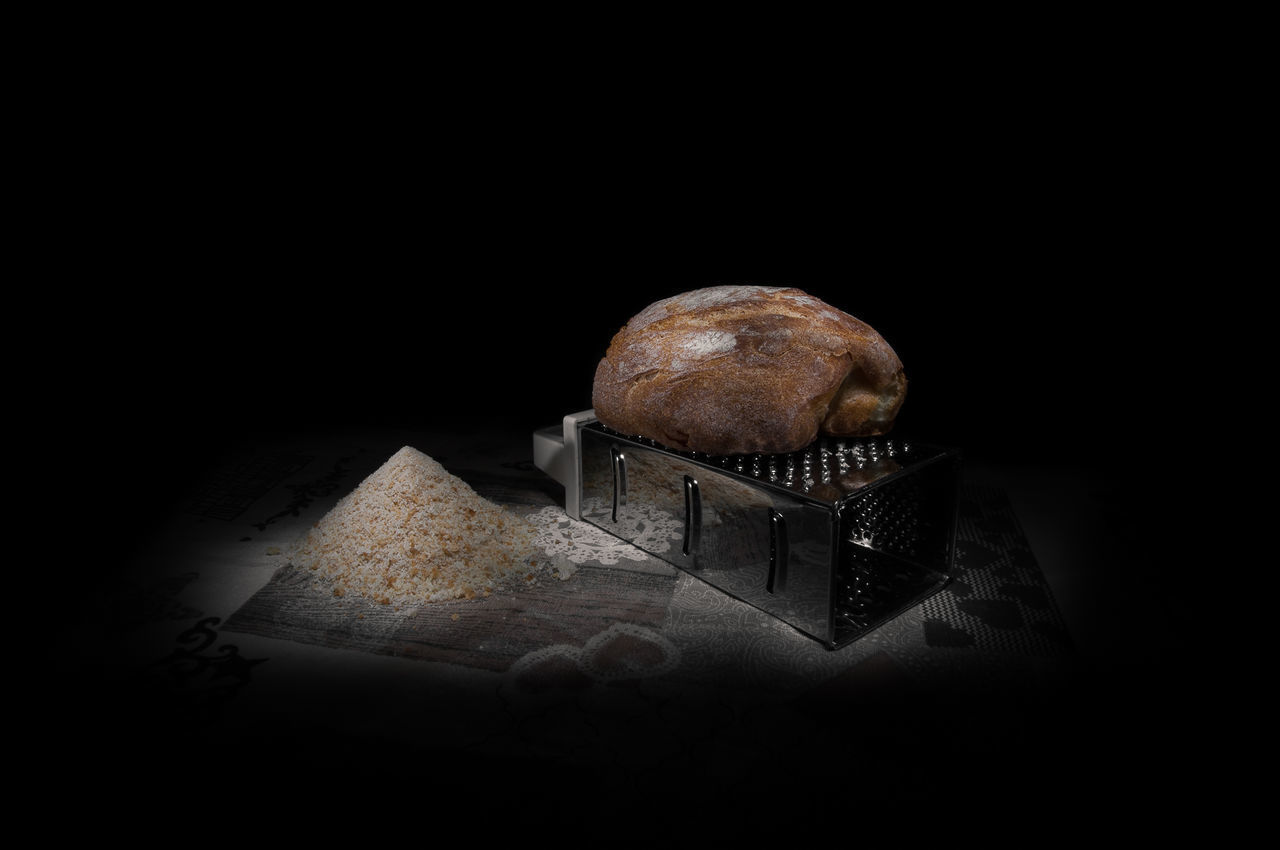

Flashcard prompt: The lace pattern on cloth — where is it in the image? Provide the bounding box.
[529,502,686,562]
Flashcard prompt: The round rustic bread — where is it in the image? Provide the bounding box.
[591,285,907,455]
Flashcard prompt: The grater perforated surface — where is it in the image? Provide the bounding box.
[588,423,953,505]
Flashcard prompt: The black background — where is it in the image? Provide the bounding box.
[95,271,1168,543]
[27,28,1224,830]
[69,266,1180,683]
[89,270,1188,697]
[76,265,1175,609]
[54,258,1203,824]
[101,273,1155,476]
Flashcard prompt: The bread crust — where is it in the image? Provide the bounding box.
[591,285,906,455]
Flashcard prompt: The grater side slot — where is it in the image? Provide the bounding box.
[682,474,701,557]
[610,445,628,521]
[767,508,788,593]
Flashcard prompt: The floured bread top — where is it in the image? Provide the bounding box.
[592,285,907,455]
[288,446,542,605]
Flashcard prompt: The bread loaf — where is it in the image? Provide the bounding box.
[591,285,906,455]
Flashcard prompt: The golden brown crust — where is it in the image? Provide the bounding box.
[591,285,907,455]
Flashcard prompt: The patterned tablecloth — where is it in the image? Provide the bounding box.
[64,425,1081,824]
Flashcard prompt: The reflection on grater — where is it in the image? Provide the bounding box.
[534,412,961,649]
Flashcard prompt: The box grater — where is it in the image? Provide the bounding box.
[533,410,962,649]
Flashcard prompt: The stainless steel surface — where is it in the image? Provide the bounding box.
[573,420,962,648]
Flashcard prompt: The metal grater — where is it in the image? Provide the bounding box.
[533,410,962,649]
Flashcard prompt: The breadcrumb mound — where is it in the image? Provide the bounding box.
[288,446,542,605]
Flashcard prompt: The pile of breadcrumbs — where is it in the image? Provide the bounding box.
[288,445,543,605]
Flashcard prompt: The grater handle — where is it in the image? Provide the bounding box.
[531,410,597,519]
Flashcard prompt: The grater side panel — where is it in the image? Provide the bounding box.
[578,426,837,643]
[570,421,961,650]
